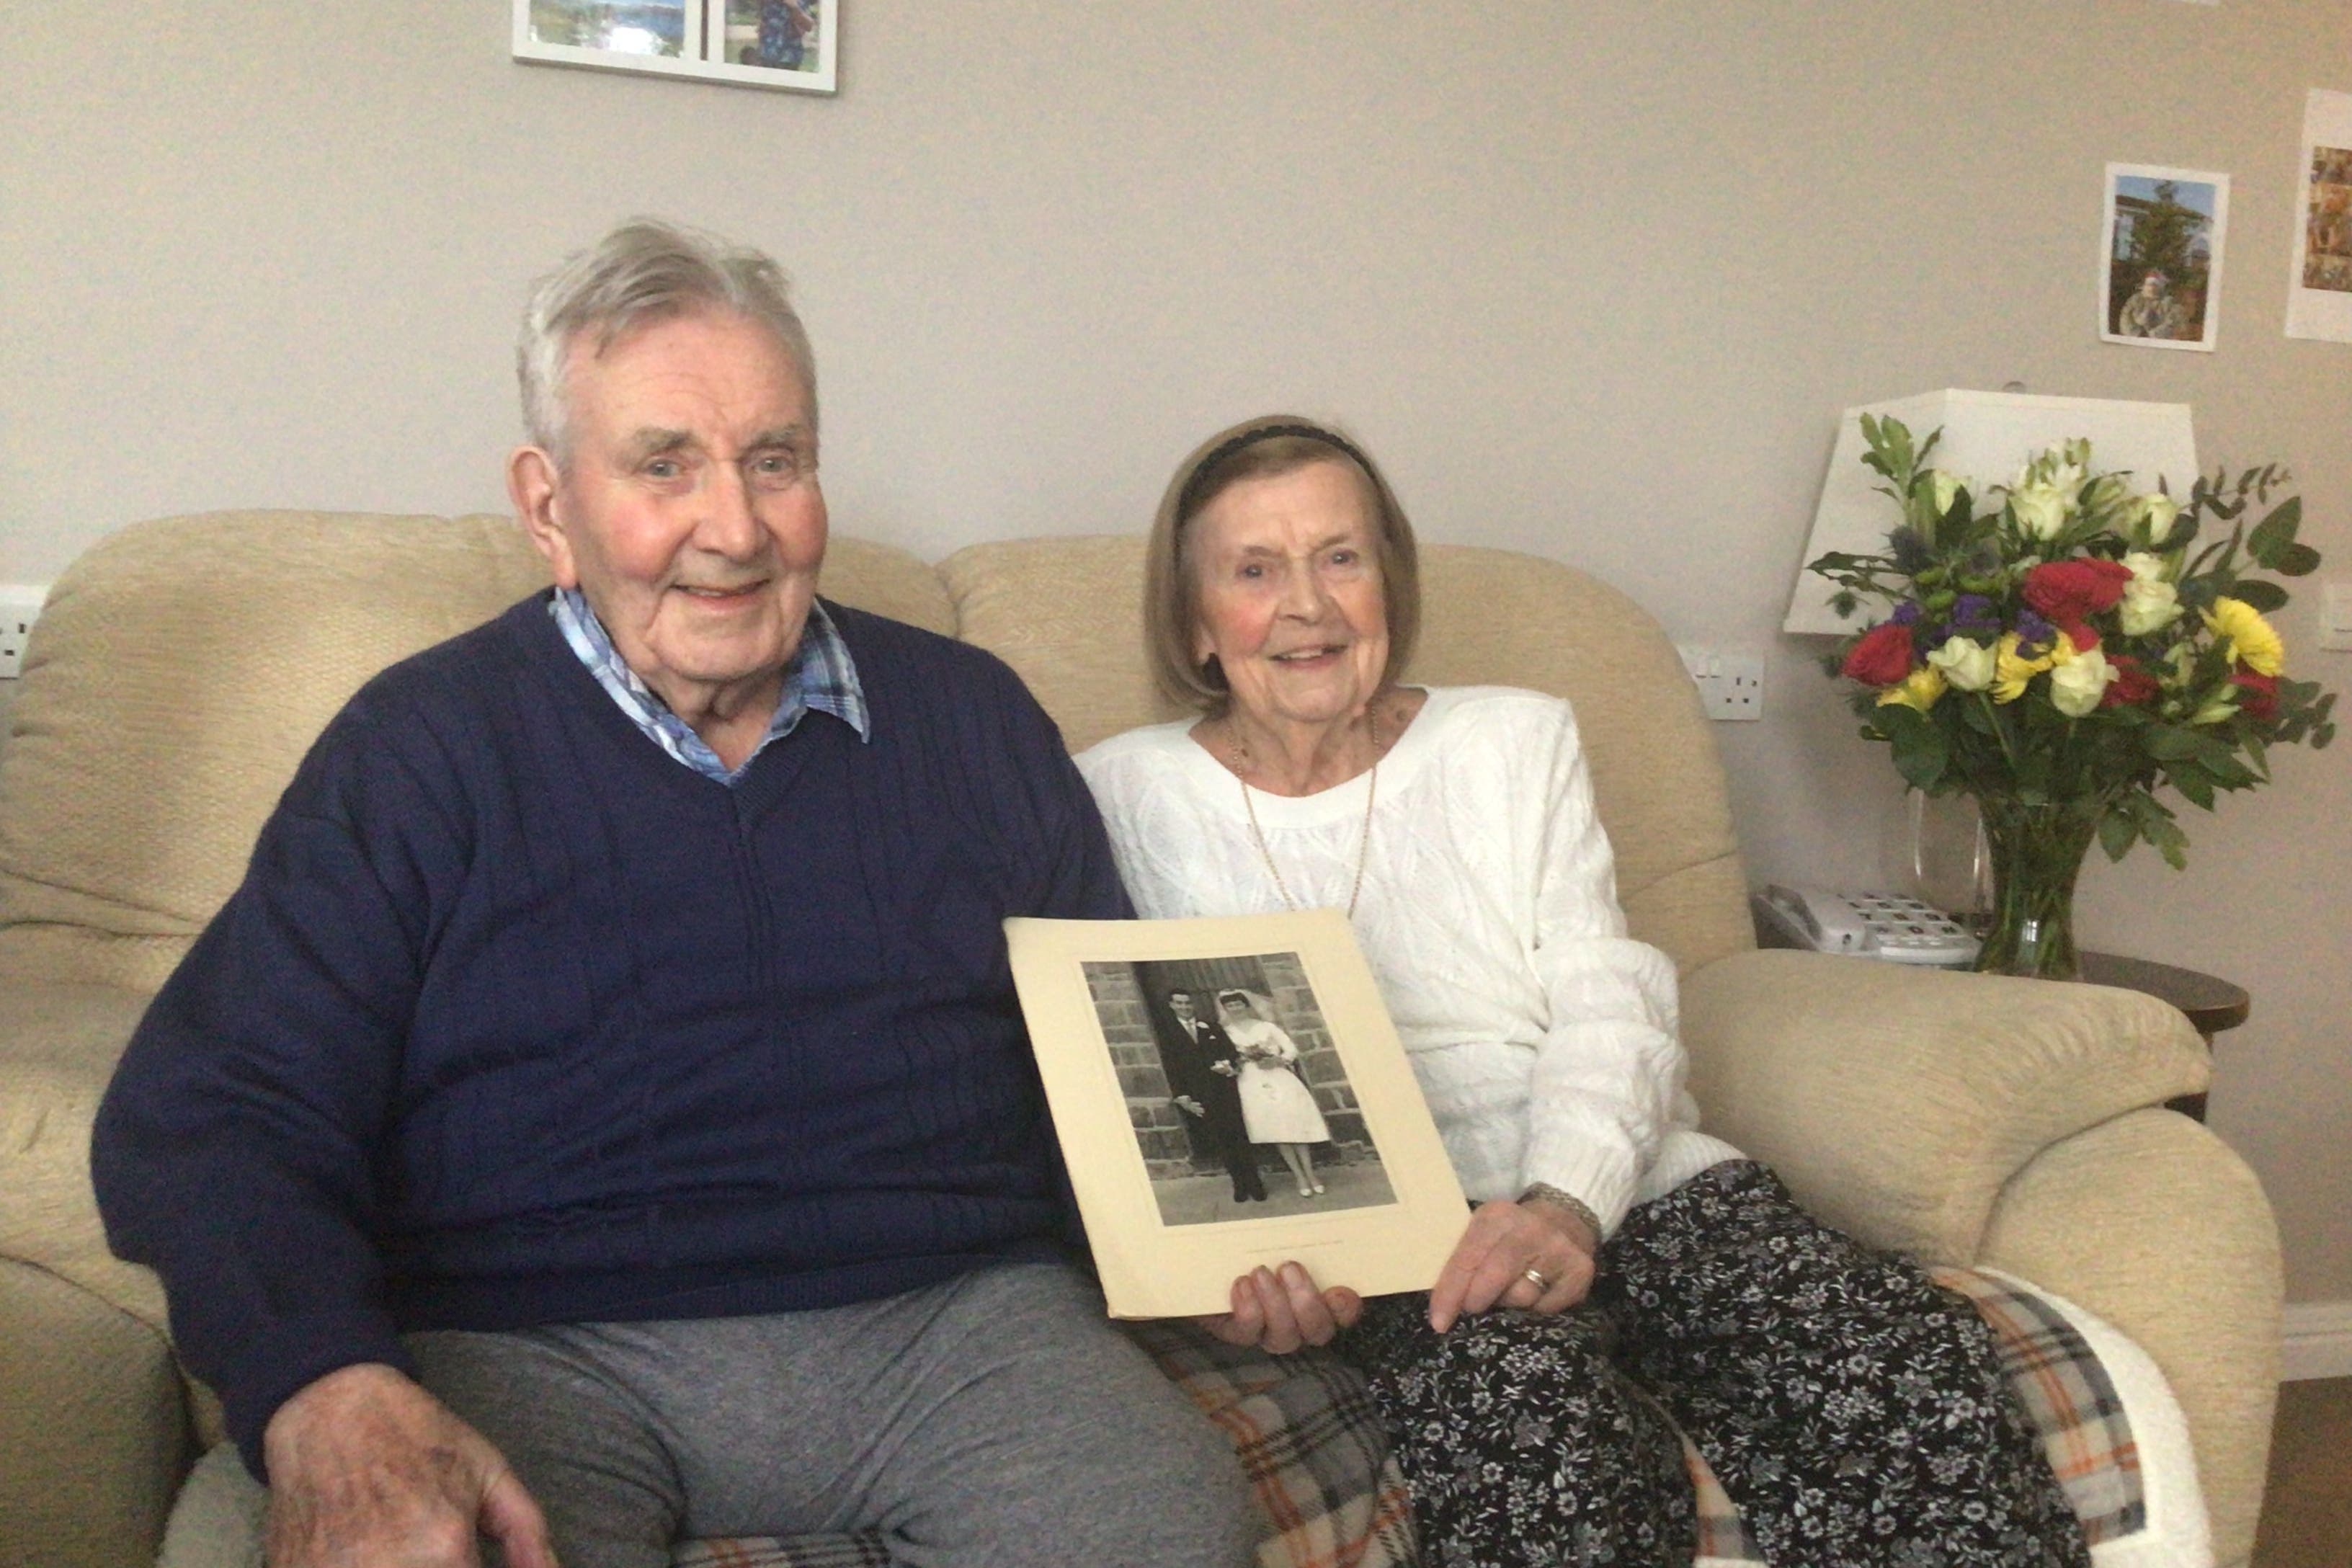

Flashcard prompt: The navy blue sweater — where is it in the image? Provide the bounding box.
[92,595,1129,1474]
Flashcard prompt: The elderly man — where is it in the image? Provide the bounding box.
[91,220,1256,1568]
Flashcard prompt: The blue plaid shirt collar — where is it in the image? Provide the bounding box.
[549,587,869,783]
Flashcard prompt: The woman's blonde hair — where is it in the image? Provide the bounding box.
[1143,416,1421,713]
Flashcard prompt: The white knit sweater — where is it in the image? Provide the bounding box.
[1075,686,1741,1234]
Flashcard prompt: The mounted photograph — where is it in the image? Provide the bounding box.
[1006,909,1466,1319]
[514,0,837,93]
[1095,958,1396,1228]
[716,0,827,76]
[2287,88,2352,343]
[2101,163,2230,351]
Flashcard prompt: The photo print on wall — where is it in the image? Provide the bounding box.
[2101,163,2231,352]
[2288,88,2352,344]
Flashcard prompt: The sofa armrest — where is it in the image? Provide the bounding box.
[0,981,195,1568]
[0,981,172,1332]
[1678,948,2210,1263]
[0,1257,191,1568]
[1980,1109,2281,1568]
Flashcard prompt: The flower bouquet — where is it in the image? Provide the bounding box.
[1810,416,2337,979]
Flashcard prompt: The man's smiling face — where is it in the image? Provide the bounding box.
[517,306,827,726]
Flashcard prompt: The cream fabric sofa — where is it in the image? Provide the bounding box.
[0,510,2282,1568]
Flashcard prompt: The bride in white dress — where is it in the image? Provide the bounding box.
[1216,990,1330,1198]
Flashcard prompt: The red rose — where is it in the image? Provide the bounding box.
[2232,667,2279,722]
[1840,620,1916,687]
[2101,655,2160,707]
[2021,558,2132,651]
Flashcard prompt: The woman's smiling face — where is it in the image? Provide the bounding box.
[1187,458,1389,734]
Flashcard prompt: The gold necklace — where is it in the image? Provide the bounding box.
[1229,704,1384,919]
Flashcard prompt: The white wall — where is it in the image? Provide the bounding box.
[5,1,2348,1298]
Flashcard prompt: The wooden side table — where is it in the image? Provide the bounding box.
[2078,951,2250,1123]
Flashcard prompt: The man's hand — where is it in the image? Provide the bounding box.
[1172,1095,1206,1118]
[1209,1059,1237,1077]
[262,1363,558,1568]
[1427,1198,1600,1334]
[1197,1262,1362,1354]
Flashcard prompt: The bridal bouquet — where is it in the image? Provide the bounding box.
[1809,416,2336,976]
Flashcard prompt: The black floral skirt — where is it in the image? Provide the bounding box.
[1340,1160,2090,1568]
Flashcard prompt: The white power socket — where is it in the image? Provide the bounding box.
[0,585,49,680]
[2321,580,2352,653]
[1676,644,1764,721]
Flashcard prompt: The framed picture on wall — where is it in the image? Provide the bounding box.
[514,0,837,94]
[1005,908,1466,1319]
[2100,163,2230,352]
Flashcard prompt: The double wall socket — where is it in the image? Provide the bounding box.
[2321,580,2352,653]
[0,585,48,680]
[1676,644,1764,721]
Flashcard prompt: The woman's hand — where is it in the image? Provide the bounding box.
[1197,1262,1363,1353]
[1427,1197,1600,1333]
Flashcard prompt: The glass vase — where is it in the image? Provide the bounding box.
[1972,793,2106,981]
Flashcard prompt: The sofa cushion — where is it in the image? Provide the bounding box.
[1404,545,1750,974]
[940,535,1185,755]
[943,537,1751,974]
[0,512,950,992]
[0,512,550,990]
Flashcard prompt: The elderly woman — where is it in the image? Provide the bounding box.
[1074,416,2088,1568]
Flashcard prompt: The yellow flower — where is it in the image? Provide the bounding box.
[1876,665,1948,711]
[1990,629,2070,703]
[2204,598,2284,676]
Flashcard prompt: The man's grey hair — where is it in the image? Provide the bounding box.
[517,218,819,458]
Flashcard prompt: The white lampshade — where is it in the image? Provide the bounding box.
[1783,389,2200,636]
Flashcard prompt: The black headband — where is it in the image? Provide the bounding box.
[1175,422,1373,520]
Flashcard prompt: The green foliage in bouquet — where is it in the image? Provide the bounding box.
[1810,416,2336,869]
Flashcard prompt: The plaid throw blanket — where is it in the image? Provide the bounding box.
[671,1268,2144,1568]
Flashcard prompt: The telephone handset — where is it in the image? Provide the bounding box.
[1752,885,1980,967]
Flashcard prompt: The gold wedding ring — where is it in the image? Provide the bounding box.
[1522,1267,1551,1292]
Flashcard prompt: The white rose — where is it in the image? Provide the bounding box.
[2009,482,2071,540]
[2117,553,2184,636]
[1925,635,1996,692]
[2048,645,2116,717]
[1925,469,1964,515]
[2082,473,2131,518]
[2132,492,2180,542]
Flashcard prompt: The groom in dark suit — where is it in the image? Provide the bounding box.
[1159,988,1265,1203]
